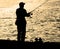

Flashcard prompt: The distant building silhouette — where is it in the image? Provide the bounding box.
[15,2,32,42]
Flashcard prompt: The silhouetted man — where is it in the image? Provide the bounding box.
[15,2,31,42]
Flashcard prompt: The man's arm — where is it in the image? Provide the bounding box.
[25,10,32,18]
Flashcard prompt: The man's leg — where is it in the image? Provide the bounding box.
[17,26,22,41]
[21,25,26,42]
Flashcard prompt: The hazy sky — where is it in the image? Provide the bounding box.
[0,0,46,12]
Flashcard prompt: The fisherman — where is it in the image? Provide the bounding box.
[15,2,32,42]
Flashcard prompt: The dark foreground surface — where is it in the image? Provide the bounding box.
[0,40,60,48]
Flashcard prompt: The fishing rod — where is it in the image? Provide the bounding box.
[28,0,49,18]
[29,0,49,13]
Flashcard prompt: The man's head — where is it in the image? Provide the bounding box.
[19,2,25,8]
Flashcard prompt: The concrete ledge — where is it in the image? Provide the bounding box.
[0,40,60,48]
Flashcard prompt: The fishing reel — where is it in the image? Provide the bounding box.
[28,12,33,18]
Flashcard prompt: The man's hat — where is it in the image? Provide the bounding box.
[19,2,25,6]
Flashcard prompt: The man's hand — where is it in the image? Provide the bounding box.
[27,12,33,18]
[28,12,33,15]
[29,12,32,18]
